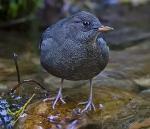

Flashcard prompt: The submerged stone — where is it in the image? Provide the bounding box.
[15,85,149,129]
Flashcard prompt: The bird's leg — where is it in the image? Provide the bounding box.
[52,79,66,109]
[80,79,96,112]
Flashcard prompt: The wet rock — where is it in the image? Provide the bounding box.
[129,118,150,129]
[105,28,150,50]
[134,77,150,89]
[109,42,150,79]
[15,100,87,129]
[15,85,150,129]
[140,89,150,99]
[94,75,139,92]
[33,125,44,129]
[0,84,7,92]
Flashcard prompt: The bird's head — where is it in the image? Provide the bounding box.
[65,11,113,42]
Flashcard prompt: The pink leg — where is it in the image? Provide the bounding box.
[52,79,66,109]
[80,79,96,112]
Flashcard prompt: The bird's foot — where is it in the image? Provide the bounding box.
[52,91,66,109]
[78,100,96,113]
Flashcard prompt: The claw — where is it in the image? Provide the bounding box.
[81,100,96,113]
[52,91,66,109]
[50,79,66,109]
[60,97,66,104]
[78,101,88,105]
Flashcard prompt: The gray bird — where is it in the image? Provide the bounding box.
[40,11,113,112]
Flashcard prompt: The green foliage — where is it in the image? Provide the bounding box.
[7,94,35,125]
[0,0,43,21]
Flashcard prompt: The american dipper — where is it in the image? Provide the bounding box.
[40,11,113,112]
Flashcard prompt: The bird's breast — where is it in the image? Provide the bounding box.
[41,41,109,80]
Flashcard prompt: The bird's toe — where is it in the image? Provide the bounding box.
[78,100,96,113]
[52,94,66,109]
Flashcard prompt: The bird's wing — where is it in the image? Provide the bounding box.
[39,17,68,50]
[97,37,109,63]
[97,37,109,52]
[39,27,53,50]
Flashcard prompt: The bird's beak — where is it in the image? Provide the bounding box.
[98,25,114,32]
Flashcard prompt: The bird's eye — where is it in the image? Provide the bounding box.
[83,21,90,26]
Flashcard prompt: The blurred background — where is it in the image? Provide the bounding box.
[0,0,150,129]
[0,0,150,96]
[0,0,150,90]
[0,0,150,102]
